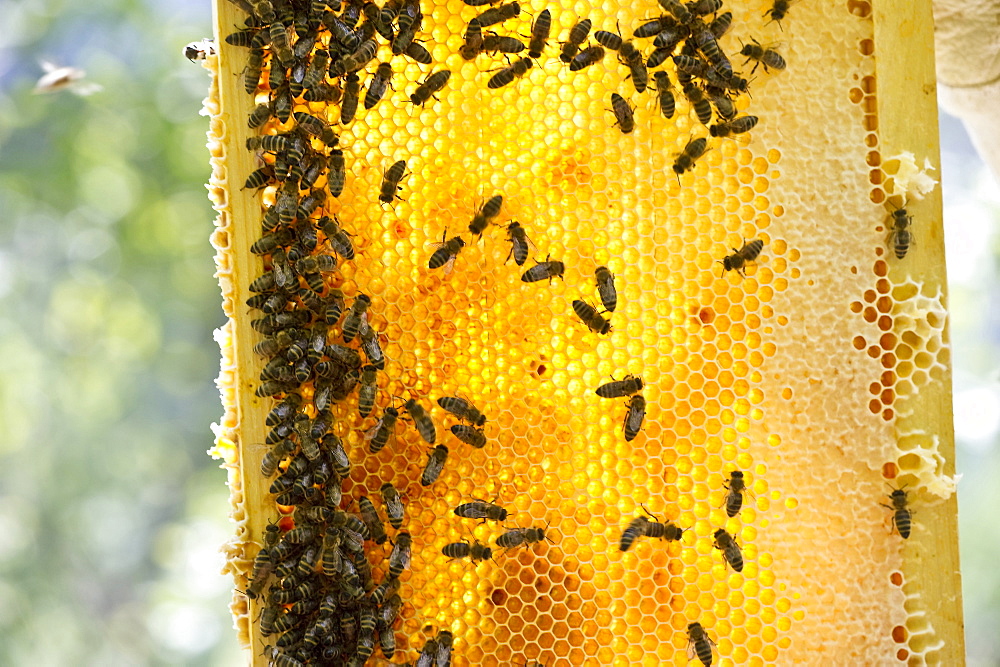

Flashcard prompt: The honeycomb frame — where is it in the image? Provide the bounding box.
[204,0,964,664]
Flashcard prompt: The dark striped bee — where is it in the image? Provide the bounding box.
[740,37,786,74]
[521,256,565,283]
[436,631,454,665]
[450,424,487,448]
[418,639,440,667]
[319,215,354,260]
[622,394,646,441]
[488,56,533,89]
[474,2,521,28]
[609,93,635,134]
[388,531,412,577]
[496,524,552,551]
[527,8,551,59]
[469,194,503,236]
[293,111,327,137]
[364,62,394,110]
[247,102,273,129]
[572,299,612,335]
[709,11,733,38]
[482,33,526,55]
[379,159,408,205]
[405,41,434,65]
[268,21,293,66]
[594,266,617,312]
[569,45,605,71]
[689,0,722,15]
[718,238,764,277]
[619,42,648,93]
[245,134,289,153]
[358,365,379,417]
[404,398,436,444]
[560,18,592,63]
[323,433,351,479]
[886,206,913,259]
[410,69,452,106]
[359,495,388,544]
[723,470,751,517]
[881,485,912,538]
[673,137,709,178]
[266,393,302,426]
[687,622,716,667]
[460,19,485,60]
[660,0,691,23]
[244,43,265,94]
[618,515,648,552]
[342,293,371,343]
[505,221,530,265]
[692,26,730,78]
[366,406,400,454]
[641,509,684,542]
[681,83,713,126]
[709,115,758,138]
[341,73,361,124]
[454,499,508,522]
[594,23,623,50]
[370,575,400,606]
[708,90,736,121]
[359,324,385,370]
[442,539,492,563]
[438,395,487,426]
[224,28,258,47]
[596,374,643,398]
[653,71,675,119]
[713,528,743,571]
[381,482,405,529]
[421,444,449,486]
[245,522,280,598]
[428,233,466,273]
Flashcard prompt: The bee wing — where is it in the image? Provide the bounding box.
[443,254,457,275]
[364,417,386,441]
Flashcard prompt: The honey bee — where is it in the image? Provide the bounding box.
[707,90,736,121]
[474,2,521,28]
[292,111,327,138]
[359,325,386,370]
[405,41,434,65]
[619,42,648,93]
[455,499,508,522]
[388,531,412,577]
[594,26,623,51]
[689,0,722,14]
[569,45,605,71]
[618,516,648,552]
[268,21,293,66]
[322,432,352,478]
[245,134,289,154]
[681,82,713,126]
[497,524,552,551]
[488,56,533,89]
[623,394,646,441]
[653,71,675,119]
[718,238,764,277]
[341,73,361,124]
[244,46,265,94]
[560,18,592,63]
[442,539,493,563]
[740,37,786,74]
[417,639,439,667]
[505,221,531,265]
[428,233,466,273]
[723,470,753,517]
[371,575,400,606]
[881,485,912,538]
[436,630,454,665]
[364,62,394,110]
[247,101,273,129]
[673,137,709,179]
[596,374,644,398]
[451,424,487,448]
[572,299,612,335]
[438,396,487,426]
[266,393,302,426]
[660,0,691,23]
[766,0,792,27]
[342,293,371,343]
[366,406,400,454]
[521,256,565,283]
[358,495,388,545]
[460,20,485,60]
[245,522,280,598]
[380,482,405,529]
[358,365,379,417]
[527,8,551,59]
[379,159,408,205]
[640,508,684,542]
[609,92,635,134]
[318,214,354,260]
[713,528,743,571]
[886,205,913,259]
[421,445,449,486]
[709,10,732,38]
[687,622,717,667]
[249,227,290,255]
[224,28,259,47]
[709,115,758,138]
[410,69,452,106]
[404,398,436,444]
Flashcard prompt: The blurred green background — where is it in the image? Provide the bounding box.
[0,1,995,665]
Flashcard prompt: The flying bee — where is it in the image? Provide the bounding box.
[740,37,786,74]
[410,69,452,106]
[723,470,753,517]
[474,2,520,28]
[469,194,503,237]
[421,445,449,486]
[497,524,553,551]
[451,424,487,448]
[880,485,912,538]
[358,365,379,418]
[594,266,617,312]
[713,528,744,571]
[886,205,913,259]
[455,499,508,522]
[572,299,612,335]
[527,8,551,59]
[623,394,646,441]
[342,293,371,343]
[388,531,412,577]
[428,233,466,273]
[718,238,764,277]
[569,45,605,71]
[380,482,405,529]
[653,71,675,119]
[358,495,388,544]
[364,62,394,110]
[261,439,295,477]
[619,516,648,552]
[505,221,531,265]
[488,57,533,89]
[672,137,709,179]
[442,539,493,563]
[366,406,400,454]
[560,18,592,63]
[596,374,643,398]
[379,159,408,205]
[608,92,636,134]
[319,215,354,260]
[341,73,361,124]
[521,256,565,283]
[687,622,716,667]
[766,0,792,27]
[404,398,436,444]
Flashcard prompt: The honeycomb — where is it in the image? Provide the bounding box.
[202,0,963,664]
